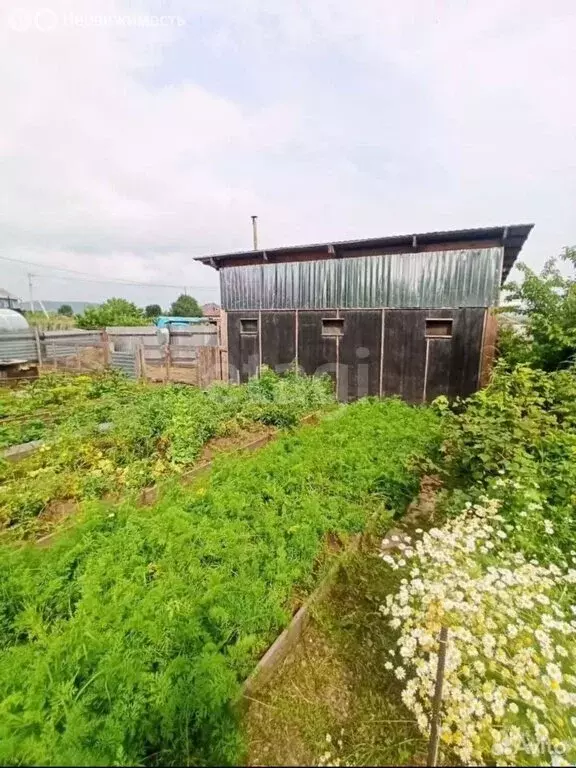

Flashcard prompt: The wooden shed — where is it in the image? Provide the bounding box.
[196,224,533,402]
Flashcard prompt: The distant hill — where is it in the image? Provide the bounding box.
[19,300,97,314]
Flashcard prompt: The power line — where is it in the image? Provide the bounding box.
[0,253,219,291]
[42,273,219,291]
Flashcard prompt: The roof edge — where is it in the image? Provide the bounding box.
[195,224,533,281]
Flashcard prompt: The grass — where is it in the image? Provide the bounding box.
[244,551,427,767]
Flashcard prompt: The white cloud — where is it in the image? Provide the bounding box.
[1,0,575,305]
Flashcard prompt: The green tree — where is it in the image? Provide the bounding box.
[145,304,162,319]
[500,247,576,370]
[169,294,203,317]
[57,304,74,316]
[77,298,149,330]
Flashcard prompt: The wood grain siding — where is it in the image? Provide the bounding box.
[447,308,485,398]
[227,311,259,383]
[260,311,297,372]
[422,308,485,401]
[479,309,498,388]
[382,310,428,403]
[297,310,338,390]
[218,310,229,383]
[423,336,453,401]
[227,307,486,401]
[422,308,456,402]
[339,310,382,401]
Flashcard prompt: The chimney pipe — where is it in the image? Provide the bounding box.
[251,215,258,251]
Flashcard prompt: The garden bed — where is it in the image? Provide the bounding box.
[0,397,441,766]
[0,368,335,531]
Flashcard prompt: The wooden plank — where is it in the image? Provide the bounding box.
[297,311,338,392]
[218,310,229,383]
[382,310,428,403]
[423,337,452,402]
[227,311,259,383]
[447,308,486,398]
[339,310,382,401]
[260,311,296,373]
[197,346,222,388]
[239,534,361,702]
[479,309,497,388]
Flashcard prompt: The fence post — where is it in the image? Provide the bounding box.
[218,311,229,383]
[101,330,111,369]
[138,344,147,380]
[164,343,171,383]
[427,626,449,767]
[33,328,43,370]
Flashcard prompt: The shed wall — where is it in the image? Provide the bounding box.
[227,308,486,402]
[220,247,503,310]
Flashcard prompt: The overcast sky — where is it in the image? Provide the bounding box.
[1,0,575,308]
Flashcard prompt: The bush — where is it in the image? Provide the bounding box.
[77,298,149,329]
[500,248,576,370]
[435,363,576,564]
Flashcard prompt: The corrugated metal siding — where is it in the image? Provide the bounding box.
[111,350,138,378]
[43,332,102,360]
[220,247,503,310]
[0,332,37,361]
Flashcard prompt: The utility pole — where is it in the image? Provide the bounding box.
[251,215,258,251]
[27,272,35,312]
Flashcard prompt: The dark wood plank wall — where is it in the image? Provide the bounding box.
[260,312,296,373]
[227,311,259,383]
[382,310,428,402]
[339,310,382,401]
[423,308,458,403]
[447,308,486,398]
[227,308,486,400]
[297,310,338,392]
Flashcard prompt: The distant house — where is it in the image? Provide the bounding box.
[201,302,221,318]
[0,288,19,310]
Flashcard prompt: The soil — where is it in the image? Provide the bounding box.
[144,363,199,386]
[37,498,77,528]
[25,423,280,545]
[198,424,276,463]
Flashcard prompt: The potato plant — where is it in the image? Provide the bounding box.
[0,368,334,528]
[0,371,133,449]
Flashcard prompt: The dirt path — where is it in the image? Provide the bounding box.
[243,478,441,767]
[244,552,427,767]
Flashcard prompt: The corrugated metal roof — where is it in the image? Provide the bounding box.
[195,223,533,282]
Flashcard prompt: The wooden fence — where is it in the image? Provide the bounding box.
[0,325,226,387]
